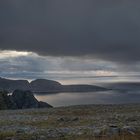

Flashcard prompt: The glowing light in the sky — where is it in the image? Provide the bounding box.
[0,50,32,58]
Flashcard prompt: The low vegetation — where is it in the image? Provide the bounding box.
[0,104,139,140]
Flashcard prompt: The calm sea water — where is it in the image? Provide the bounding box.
[35,76,140,107]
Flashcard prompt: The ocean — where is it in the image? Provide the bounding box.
[35,76,140,107]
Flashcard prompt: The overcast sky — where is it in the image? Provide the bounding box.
[0,0,140,81]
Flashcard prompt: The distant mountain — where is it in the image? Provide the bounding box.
[30,79,108,93]
[0,77,30,92]
[103,82,140,91]
[0,77,108,93]
[0,90,52,110]
[30,79,62,92]
[62,85,107,92]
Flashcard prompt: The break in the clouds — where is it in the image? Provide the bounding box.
[1,50,140,82]
[1,0,140,63]
[0,50,118,80]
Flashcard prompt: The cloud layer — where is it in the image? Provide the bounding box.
[0,51,118,79]
[1,0,140,63]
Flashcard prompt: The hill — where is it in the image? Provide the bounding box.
[0,77,30,92]
[0,77,108,93]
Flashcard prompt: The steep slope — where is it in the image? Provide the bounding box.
[12,90,52,109]
[0,77,30,92]
[0,90,52,110]
[0,91,8,109]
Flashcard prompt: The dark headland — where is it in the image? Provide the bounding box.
[0,90,52,110]
[0,77,108,93]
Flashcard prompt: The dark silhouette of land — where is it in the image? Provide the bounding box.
[0,77,108,94]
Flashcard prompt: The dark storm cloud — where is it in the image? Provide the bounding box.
[1,0,140,63]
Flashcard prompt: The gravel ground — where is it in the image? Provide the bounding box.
[0,104,140,140]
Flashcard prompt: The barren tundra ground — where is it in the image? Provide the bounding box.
[0,104,140,140]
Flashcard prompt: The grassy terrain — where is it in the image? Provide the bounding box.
[0,104,139,140]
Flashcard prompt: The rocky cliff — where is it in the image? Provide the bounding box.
[0,90,52,110]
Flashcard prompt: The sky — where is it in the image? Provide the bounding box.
[0,0,140,82]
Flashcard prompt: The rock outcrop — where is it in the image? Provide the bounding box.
[0,90,52,110]
[0,91,10,109]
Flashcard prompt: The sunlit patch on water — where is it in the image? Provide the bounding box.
[35,90,140,107]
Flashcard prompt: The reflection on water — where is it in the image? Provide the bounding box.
[35,90,140,107]
[35,76,140,107]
